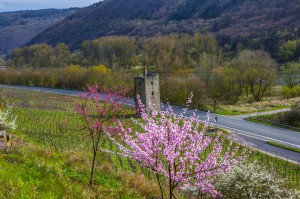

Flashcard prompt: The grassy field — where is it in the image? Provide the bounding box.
[214,96,300,115]
[212,85,299,115]
[0,89,160,198]
[0,88,299,198]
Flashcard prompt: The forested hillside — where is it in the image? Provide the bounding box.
[28,0,300,58]
[0,8,78,55]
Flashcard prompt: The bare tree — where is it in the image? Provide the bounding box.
[232,50,277,101]
[281,62,300,88]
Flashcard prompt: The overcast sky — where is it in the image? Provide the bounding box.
[0,0,100,12]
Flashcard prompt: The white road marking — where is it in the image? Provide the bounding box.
[215,123,300,149]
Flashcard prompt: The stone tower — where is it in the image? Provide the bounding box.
[135,71,161,114]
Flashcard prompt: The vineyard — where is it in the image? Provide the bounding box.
[0,88,299,198]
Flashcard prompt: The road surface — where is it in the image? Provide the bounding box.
[2,85,300,163]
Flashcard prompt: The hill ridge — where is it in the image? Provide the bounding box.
[0,8,79,55]
[27,0,300,52]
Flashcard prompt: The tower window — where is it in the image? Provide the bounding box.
[151,81,153,85]
[152,91,154,96]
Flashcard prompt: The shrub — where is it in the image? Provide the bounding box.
[84,65,111,88]
[160,74,208,107]
[0,107,16,132]
[0,90,17,133]
[279,104,300,127]
[62,65,86,89]
[215,161,300,199]
[281,86,300,98]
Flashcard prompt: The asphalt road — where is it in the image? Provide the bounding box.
[2,85,300,163]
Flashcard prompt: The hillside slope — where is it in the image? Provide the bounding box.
[28,0,300,50]
[0,8,78,55]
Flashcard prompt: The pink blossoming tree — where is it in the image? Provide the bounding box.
[109,94,250,198]
[76,84,129,186]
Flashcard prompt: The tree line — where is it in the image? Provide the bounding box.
[3,33,300,111]
[8,33,222,70]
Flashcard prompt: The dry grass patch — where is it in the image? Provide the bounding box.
[217,96,300,115]
[117,171,160,198]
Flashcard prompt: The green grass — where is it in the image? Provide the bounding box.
[266,140,300,153]
[0,138,155,198]
[0,88,159,198]
[0,87,299,198]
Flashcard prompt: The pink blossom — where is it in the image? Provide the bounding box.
[76,83,130,186]
[110,93,250,198]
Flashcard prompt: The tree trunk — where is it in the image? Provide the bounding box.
[156,173,164,199]
[169,165,172,199]
[89,150,97,186]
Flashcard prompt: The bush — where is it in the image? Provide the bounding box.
[281,86,300,98]
[160,74,208,107]
[279,104,300,127]
[0,67,137,96]
[215,161,300,199]
[84,65,111,88]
